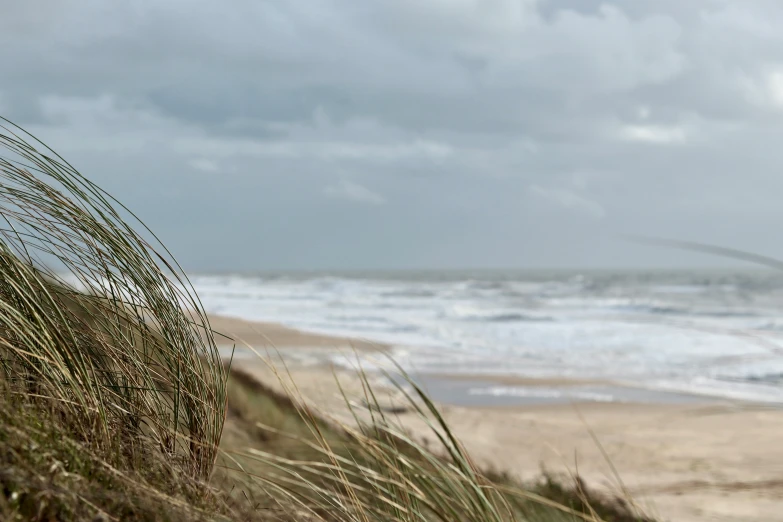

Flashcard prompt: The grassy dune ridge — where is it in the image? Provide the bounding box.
[0,119,651,521]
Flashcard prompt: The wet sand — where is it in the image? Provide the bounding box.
[408,373,721,408]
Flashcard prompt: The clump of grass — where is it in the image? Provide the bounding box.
[0,118,226,506]
[0,387,230,522]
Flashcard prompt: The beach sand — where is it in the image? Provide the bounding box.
[207,314,387,351]
[211,314,783,522]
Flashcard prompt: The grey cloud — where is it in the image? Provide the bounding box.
[1,1,692,135]
[3,1,783,270]
[324,180,386,205]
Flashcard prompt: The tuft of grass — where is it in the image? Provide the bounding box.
[0,118,230,520]
[0,387,229,522]
[0,117,227,481]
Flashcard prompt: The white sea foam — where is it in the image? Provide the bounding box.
[468,386,618,403]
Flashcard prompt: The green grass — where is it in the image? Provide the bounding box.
[0,390,228,521]
[0,118,654,521]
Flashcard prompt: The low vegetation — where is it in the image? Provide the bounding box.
[0,118,652,521]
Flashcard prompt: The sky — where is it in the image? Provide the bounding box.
[2,1,783,271]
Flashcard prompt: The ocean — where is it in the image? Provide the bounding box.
[190,269,783,404]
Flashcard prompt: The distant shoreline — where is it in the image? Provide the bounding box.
[207,314,388,352]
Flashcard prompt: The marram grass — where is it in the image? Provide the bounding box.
[0,117,226,480]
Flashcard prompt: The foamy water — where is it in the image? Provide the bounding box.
[189,270,783,404]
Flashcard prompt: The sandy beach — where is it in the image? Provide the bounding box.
[207,315,387,351]
[211,314,783,522]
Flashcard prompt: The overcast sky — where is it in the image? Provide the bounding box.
[3,1,783,271]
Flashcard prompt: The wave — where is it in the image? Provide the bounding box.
[380,289,438,298]
[484,313,553,323]
[611,304,689,315]
[605,303,760,319]
[720,372,783,386]
[445,307,553,323]
[753,321,783,332]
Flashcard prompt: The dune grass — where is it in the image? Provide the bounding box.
[0,118,652,521]
[217,366,651,522]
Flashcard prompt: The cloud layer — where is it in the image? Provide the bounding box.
[2,1,783,269]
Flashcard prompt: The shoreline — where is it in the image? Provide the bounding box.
[207,313,753,408]
[208,313,696,406]
[410,373,724,409]
[420,373,616,387]
[207,314,388,351]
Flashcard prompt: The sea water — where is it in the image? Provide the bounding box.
[191,269,783,404]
